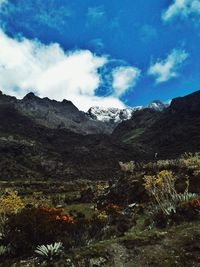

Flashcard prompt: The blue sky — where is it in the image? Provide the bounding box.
[0,0,200,110]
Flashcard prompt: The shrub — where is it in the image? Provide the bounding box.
[144,170,179,215]
[2,206,109,255]
[179,152,200,171]
[3,207,74,256]
[0,191,24,214]
[0,191,24,242]
[119,161,136,173]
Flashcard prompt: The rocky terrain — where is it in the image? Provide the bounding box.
[0,89,200,181]
[0,90,168,181]
[113,90,200,159]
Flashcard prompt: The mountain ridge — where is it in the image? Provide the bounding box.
[0,90,168,134]
[0,89,200,180]
[86,100,168,124]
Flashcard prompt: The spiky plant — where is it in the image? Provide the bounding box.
[35,242,63,261]
[0,245,7,256]
[173,192,199,203]
[149,192,200,216]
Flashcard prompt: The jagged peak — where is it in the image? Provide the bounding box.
[23,92,77,107]
[62,99,75,106]
[23,92,39,100]
[147,100,168,111]
[87,100,167,123]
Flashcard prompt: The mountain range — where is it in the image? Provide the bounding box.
[0,89,200,180]
[87,100,167,124]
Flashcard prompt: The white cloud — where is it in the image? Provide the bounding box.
[162,0,200,21]
[0,28,130,111]
[112,66,141,96]
[148,49,188,83]
[70,95,125,111]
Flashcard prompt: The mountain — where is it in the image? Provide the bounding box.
[113,90,200,159]
[146,100,169,111]
[0,91,113,135]
[0,90,134,180]
[86,106,141,123]
[0,91,168,135]
[0,89,200,181]
[87,100,168,124]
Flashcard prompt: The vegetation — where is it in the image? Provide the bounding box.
[35,242,64,261]
[0,153,200,266]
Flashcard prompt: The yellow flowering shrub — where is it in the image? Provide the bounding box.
[96,211,108,221]
[0,191,24,214]
[179,152,200,171]
[144,170,178,215]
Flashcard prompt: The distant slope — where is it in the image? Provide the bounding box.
[0,94,133,180]
[113,90,200,159]
[1,89,200,180]
[0,91,113,135]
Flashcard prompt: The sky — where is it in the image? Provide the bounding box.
[0,0,200,111]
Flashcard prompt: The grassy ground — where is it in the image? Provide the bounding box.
[73,220,200,267]
[64,203,95,219]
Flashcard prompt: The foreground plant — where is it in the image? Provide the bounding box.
[144,169,200,217]
[173,192,199,203]
[0,245,7,256]
[144,170,179,215]
[35,242,64,261]
[0,190,24,242]
[0,191,24,214]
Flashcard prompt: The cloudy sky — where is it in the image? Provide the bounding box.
[0,0,200,111]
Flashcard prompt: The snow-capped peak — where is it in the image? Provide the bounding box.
[87,106,142,123]
[87,100,168,124]
[147,100,168,111]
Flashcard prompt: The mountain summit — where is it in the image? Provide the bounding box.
[0,91,168,134]
[87,100,168,124]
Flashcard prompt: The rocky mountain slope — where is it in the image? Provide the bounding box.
[0,91,113,135]
[0,89,200,180]
[113,90,200,159]
[0,91,134,180]
[0,90,168,135]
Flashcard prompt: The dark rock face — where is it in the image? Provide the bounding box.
[113,90,200,160]
[17,92,113,135]
[169,90,200,114]
[0,91,133,180]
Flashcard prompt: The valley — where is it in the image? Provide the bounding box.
[0,90,200,266]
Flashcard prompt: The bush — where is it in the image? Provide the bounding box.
[119,161,136,173]
[0,191,24,214]
[144,170,179,215]
[3,207,74,256]
[0,191,25,244]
